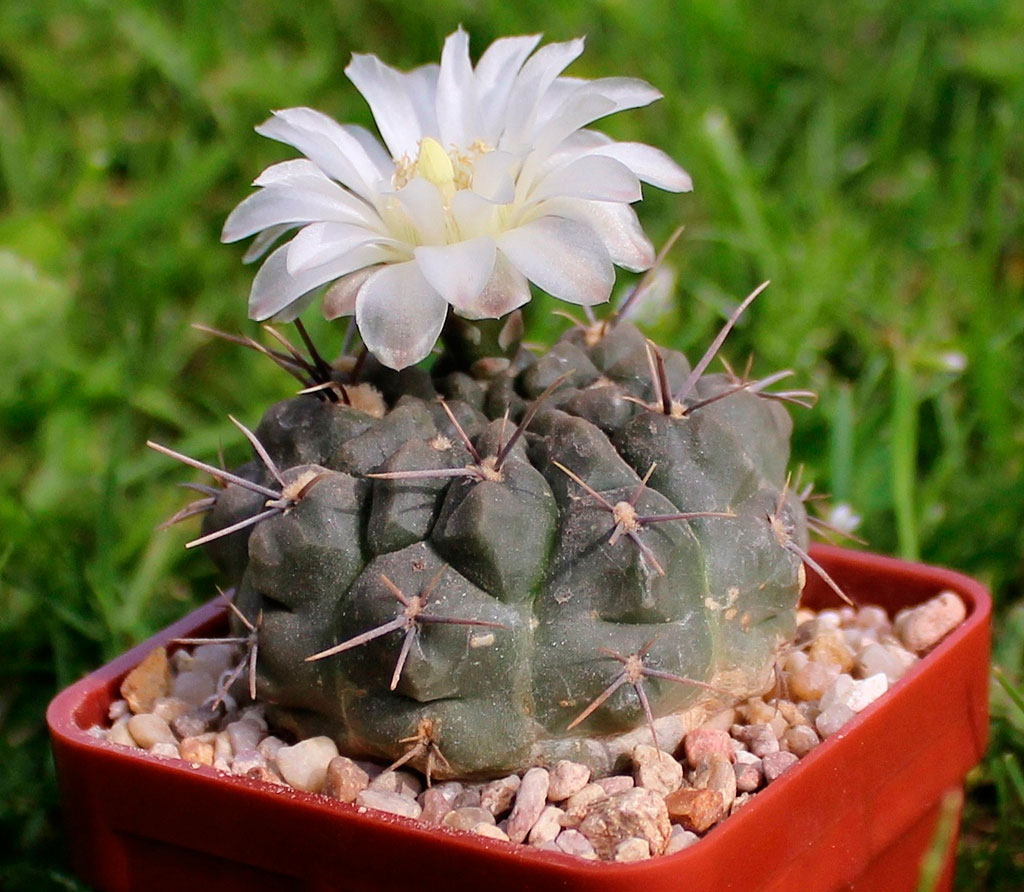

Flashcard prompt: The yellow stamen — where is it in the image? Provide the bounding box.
[417,137,455,188]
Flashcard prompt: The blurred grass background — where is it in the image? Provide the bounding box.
[1,0,1022,888]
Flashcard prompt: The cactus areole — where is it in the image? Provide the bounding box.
[154,30,814,779]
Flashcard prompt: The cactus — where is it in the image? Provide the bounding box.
[153,295,816,779]
[148,30,831,780]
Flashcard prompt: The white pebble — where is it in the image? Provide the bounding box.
[821,672,888,713]
[507,767,550,844]
[149,742,180,758]
[472,823,510,841]
[857,643,916,685]
[613,837,651,862]
[357,789,422,819]
[107,719,139,748]
[127,714,176,749]
[171,670,218,707]
[815,703,856,738]
[555,828,598,860]
[528,805,564,846]
[275,736,339,793]
[664,826,700,854]
[369,769,422,799]
[108,699,130,722]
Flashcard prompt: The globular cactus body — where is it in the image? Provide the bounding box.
[202,320,807,778]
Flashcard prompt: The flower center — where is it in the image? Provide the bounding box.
[393,137,492,199]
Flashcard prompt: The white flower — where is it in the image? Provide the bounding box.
[826,503,862,536]
[222,29,691,369]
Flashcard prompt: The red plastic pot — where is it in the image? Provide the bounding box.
[48,545,991,892]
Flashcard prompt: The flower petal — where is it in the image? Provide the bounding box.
[450,189,501,237]
[346,54,436,159]
[286,221,398,274]
[498,216,613,306]
[414,237,496,316]
[539,198,655,271]
[586,142,692,192]
[242,224,295,263]
[472,252,532,319]
[249,242,390,321]
[339,124,396,180]
[394,179,446,244]
[323,266,380,319]
[534,76,660,132]
[356,261,448,369]
[470,149,520,203]
[253,158,331,187]
[515,92,615,192]
[256,108,387,200]
[529,154,641,204]
[501,38,585,150]
[473,34,542,142]
[222,185,371,243]
[436,27,481,150]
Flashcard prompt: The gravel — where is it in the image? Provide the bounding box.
[94,593,963,862]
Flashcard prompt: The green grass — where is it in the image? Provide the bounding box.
[1,0,1022,888]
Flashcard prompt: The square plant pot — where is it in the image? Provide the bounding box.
[48,544,991,892]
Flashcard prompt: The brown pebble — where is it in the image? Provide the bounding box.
[547,760,591,802]
[452,787,483,809]
[632,745,683,796]
[782,724,819,758]
[120,647,171,714]
[323,756,369,803]
[738,698,776,725]
[809,632,855,673]
[894,591,966,653]
[682,727,734,768]
[732,752,763,793]
[578,788,671,859]
[734,723,779,758]
[762,750,799,782]
[788,659,834,701]
[562,783,607,828]
[418,783,462,825]
[481,775,521,816]
[664,787,725,833]
[180,736,215,766]
[245,765,285,786]
[442,806,496,831]
[693,754,736,810]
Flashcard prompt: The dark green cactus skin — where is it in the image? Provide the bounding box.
[204,321,807,778]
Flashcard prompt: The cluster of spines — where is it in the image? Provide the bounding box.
[151,276,858,774]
